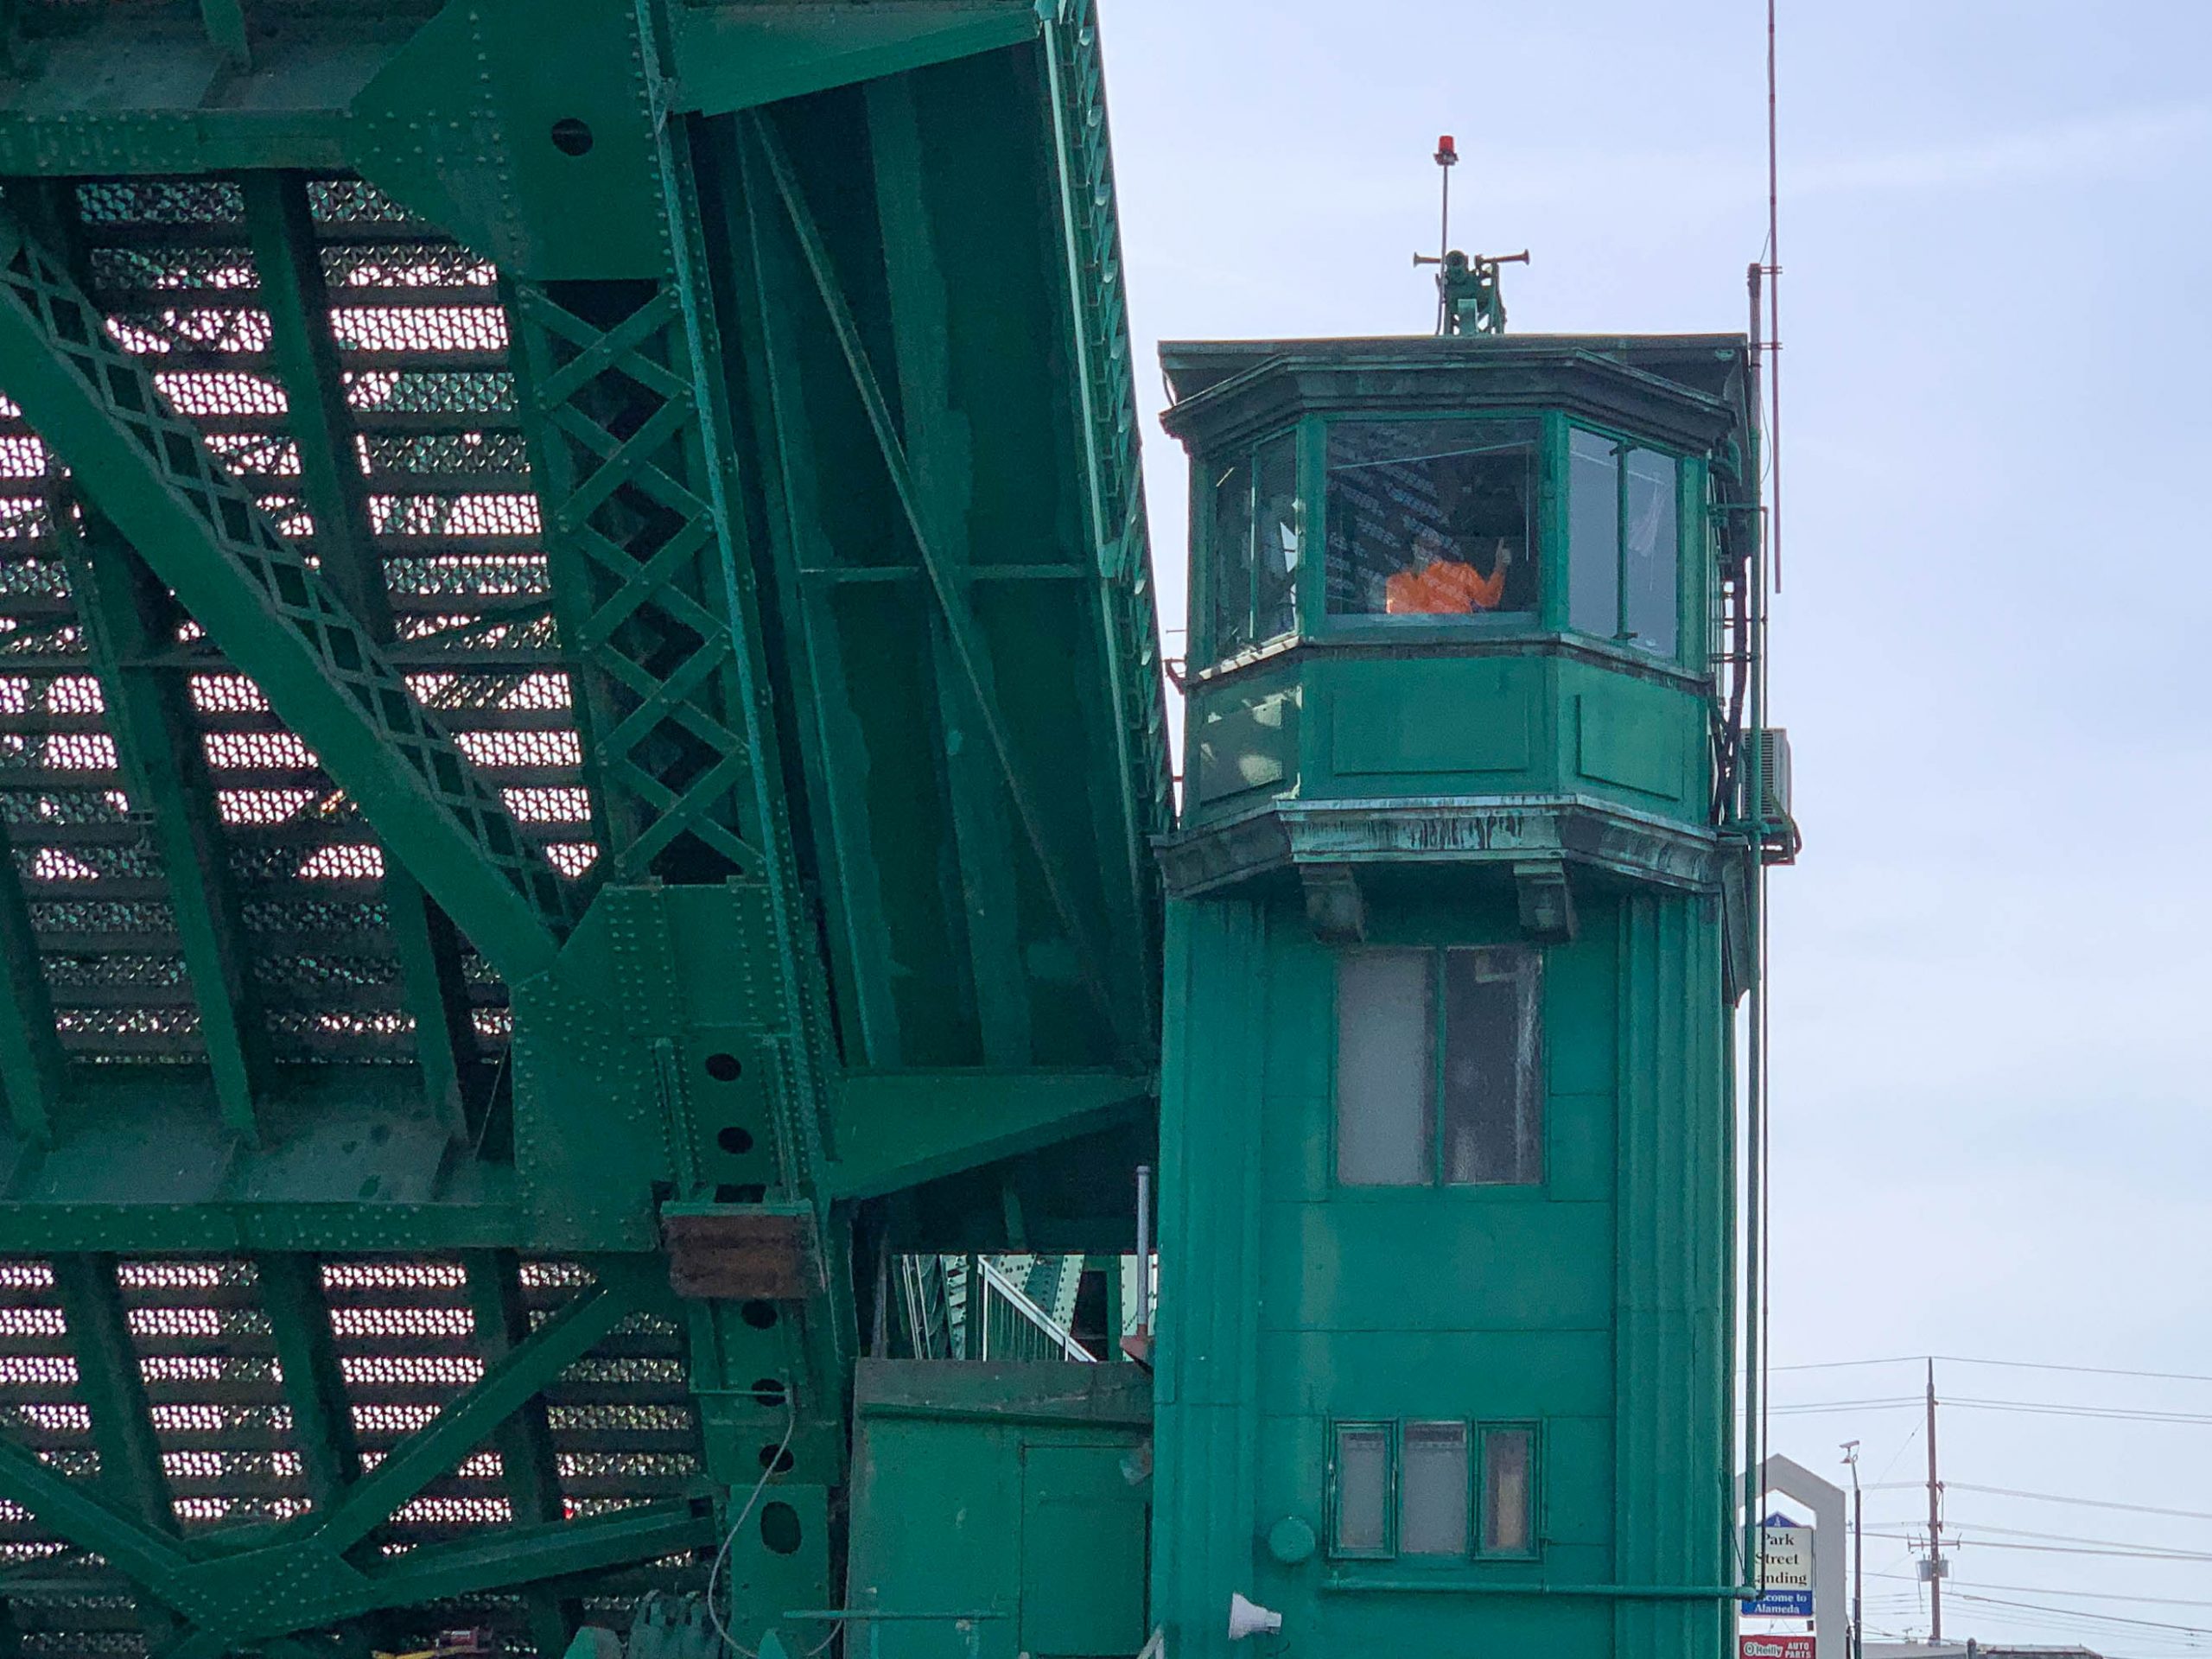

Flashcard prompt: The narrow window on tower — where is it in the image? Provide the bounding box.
[1208,454,1255,660]
[1335,950,1435,1185]
[1252,429,1300,644]
[1204,429,1301,664]
[1399,1421,1471,1556]
[1567,423,1681,659]
[1441,947,1543,1185]
[1567,429,1619,638]
[1478,1426,1538,1557]
[1622,447,1680,656]
[1331,1423,1393,1556]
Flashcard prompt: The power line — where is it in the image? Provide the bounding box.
[1772,1395,2212,1425]
[1770,1355,1928,1373]
[1923,1517,2212,1554]
[1949,1396,2212,1427]
[1945,1355,2212,1387]
[1946,1482,2212,1524]
[1770,1353,2212,1387]
[1950,1592,2212,1641]
[1866,1574,2212,1638]
[1862,1529,2212,1564]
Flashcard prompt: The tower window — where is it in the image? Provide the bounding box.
[1332,1422,1392,1556]
[1205,428,1300,662]
[1400,1421,1471,1555]
[1335,947,1543,1187]
[1325,419,1539,619]
[1567,426,1680,658]
[1479,1426,1538,1557]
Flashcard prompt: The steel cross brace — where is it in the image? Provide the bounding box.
[741,109,1134,1057]
[0,207,575,986]
[513,283,766,880]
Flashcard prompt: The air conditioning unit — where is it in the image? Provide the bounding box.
[1742,726,1791,823]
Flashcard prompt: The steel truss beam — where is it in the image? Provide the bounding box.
[830,1070,1154,1200]
[0,813,64,1146]
[723,143,904,1070]
[0,207,574,987]
[741,109,1133,1058]
[865,76,1032,1067]
[16,178,269,1144]
[49,1255,182,1648]
[60,510,271,1145]
[242,171,480,1132]
[0,1258,681,1651]
[1038,0,1173,1018]
[466,1249,582,1656]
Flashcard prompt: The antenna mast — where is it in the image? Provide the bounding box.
[1434,134,1456,332]
[1412,136,1529,337]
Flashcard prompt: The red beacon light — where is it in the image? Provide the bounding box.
[1434,135,1458,168]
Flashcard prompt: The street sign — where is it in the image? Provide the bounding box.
[1739,1637,1815,1659]
[1740,1524,1815,1618]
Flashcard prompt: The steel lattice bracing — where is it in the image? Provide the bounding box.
[0,174,587,1090]
[0,0,1168,1654]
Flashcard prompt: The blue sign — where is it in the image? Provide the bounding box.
[1740,1589,1814,1618]
[1741,1522,1814,1618]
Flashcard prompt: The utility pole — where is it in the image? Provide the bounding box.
[1925,1359,1945,1640]
[1841,1440,1863,1659]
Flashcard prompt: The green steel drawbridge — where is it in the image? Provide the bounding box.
[0,1,1167,1653]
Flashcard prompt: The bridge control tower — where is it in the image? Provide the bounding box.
[1151,325,1789,1657]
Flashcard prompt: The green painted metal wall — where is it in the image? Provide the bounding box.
[1152,885,1734,1659]
[844,1361,1151,1659]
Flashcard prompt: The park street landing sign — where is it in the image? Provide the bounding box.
[1742,1519,1815,1619]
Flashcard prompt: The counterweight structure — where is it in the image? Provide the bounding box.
[0,2,1166,1654]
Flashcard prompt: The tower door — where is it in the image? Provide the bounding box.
[1019,1442,1149,1658]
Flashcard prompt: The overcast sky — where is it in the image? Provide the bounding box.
[1103,2,2212,1649]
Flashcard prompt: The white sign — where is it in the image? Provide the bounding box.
[1760,1525,1813,1591]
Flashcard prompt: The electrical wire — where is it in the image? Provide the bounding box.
[1771,1353,2212,1386]
[1769,1394,2212,1424]
[1948,1396,2212,1426]
[706,1402,800,1658]
[1860,1529,2212,1564]
[1866,1573,2212,1638]
[1767,1395,1921,1413]
[1947,1592,2212,1642]
[1945,1482,2212,1524]
[1866,1573,2212,1612]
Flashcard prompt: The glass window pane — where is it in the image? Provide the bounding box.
[1336,951,1434,1186]
[1253,431,1300,645]
[1209,456,1253,661]
[1442,949,1543,1185]
[1400,1422,1470,1556]
[1623,448,1679,657]
[1325,420,1537,618]
[1567,428,1620,638]
[1334,1426,1389,1554]
[1481,1427,1535,1555]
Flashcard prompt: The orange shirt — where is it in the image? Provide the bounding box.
[1383,556,1507,615]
